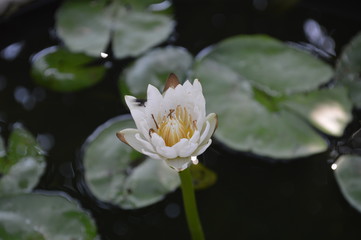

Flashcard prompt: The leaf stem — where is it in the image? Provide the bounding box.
[179,167,205,240]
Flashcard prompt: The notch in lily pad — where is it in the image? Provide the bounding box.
[31,47,106,92]
[56,0,174,59]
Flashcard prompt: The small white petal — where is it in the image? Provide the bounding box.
[131,111,151,139]
[117,128,146,153]
[172,138,198,157]
[199,113,217,145]
[146,84,164,116]
[125,95,145,113]
[150,132,166,148]
[189,130,200,143]
[192,79,203,93]
[166,157,192,172]
[156,145,178,159]
[135,133,155,152]
[199,121,210,144]
[142,149,164,160]
[193,139,212,156]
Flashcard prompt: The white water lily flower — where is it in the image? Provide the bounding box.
[117,73,217,171]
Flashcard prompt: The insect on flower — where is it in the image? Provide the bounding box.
[117,73,217,171]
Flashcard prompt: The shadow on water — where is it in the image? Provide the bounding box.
[1,0,361,239]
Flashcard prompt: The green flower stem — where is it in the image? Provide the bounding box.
[179,167,205,240]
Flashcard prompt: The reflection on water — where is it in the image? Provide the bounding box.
[164,202,180,218]
[0,41,24,60]
[148,0,171,11]
[310,102,350,136]
[331,163,337,170]
[304,19,335,55]
[13,86,46,110]
[36,133,55,152]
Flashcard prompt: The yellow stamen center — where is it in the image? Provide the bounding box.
[154,105,197,147]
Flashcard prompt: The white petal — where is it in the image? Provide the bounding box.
[193,139,212,156]
[131,111,151,140]
[166,157,192,172]
[116,128,147,153]
[145,84,164,120]
[125,95,145,113]
[183,80,193,92]
[135,133,155,152]
[199,113,217,145]
[150,132,166,148]
[189,130,200,143]
[192,79,203,93]
[199,121,210,144]
[156,145,178,159]
[172,138,198,157]
[142,149,164,161]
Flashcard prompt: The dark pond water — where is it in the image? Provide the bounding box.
[1,0,361,239]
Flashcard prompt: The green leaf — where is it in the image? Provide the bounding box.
[56,0,174,58]
[31,47,106,92]
[335,31,361,108]
[0,193,98,240]
[195,35,333,96]
[334,155,361,213]
[281,87,352,136]
[83,115,180,209]
[0,126,46,195]
[119,46,193,98]
[191,35,348,158]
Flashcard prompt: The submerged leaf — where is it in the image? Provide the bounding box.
[190,163,217,190]
[0,193,98,240]
[83,115,180,209]
[31,47,105,92]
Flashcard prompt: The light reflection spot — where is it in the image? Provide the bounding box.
[331,163,337,170]
[310,103,350,136]
[191,156,198,165]
[100,52,108,58]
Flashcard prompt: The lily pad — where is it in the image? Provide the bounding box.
[0,192,98,240]
[0,125,46,195]
[56,0,174,58]
[31,47,106,92]
[83,115,180,209]
[335,31,361,108]
[119,46,193,98]
[192,35,351,158]
[194,35,333,96]
[334,155,361,213]
[281,87,352,137]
